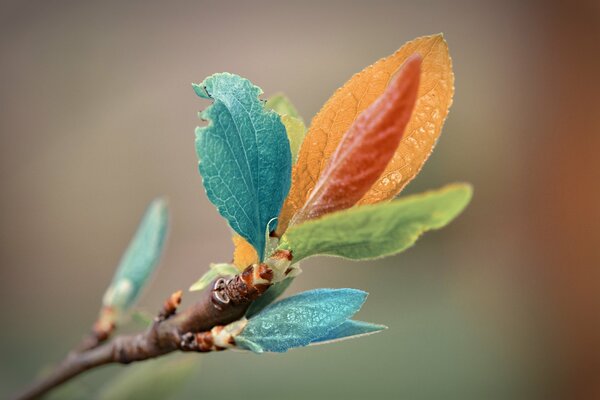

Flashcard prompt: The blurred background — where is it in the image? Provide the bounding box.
[1,0,599,399]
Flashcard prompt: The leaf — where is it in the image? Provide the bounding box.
[310,320,387,345]
[266,93,306,165]
[102,198,169,311]
[277,34,454,235]
[264,234,280,262]
[235,288,368,353]
[245,277,294,318]
[97,354,198,400]
[291,55,422,225]
[189,263,239,292]
[194,73,292,260]
[265,93,302,119]
[232,234,259,270]
[278,183,472,261]
[281,115,306,165]
[232,222,279,271]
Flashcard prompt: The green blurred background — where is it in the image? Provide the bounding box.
[1,0,599,399]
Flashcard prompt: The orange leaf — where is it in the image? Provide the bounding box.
[277,34,454,235]
[291,54,421,225]
[232,234,258,270]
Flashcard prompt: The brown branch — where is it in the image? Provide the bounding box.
[14,261,279,400]
[75,306,116,353]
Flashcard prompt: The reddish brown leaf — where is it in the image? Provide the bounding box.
[291,54,422,225]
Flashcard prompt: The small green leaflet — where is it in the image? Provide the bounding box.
[265,93,302,119]
[280,116,305,165]
[189,263,239,292]
[194,73,292,260]
[102,198,169,311]
[266,94,306,165]
[245,277,294,318]
[235,288,373,353]
[278,183,472,261]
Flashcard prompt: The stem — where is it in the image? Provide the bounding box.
[14,261,278,400]
[14,345,114,400]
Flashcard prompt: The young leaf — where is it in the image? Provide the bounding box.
[194,73,292,260]
[278,183,472,261]
[291,54,421,225]
[266,93,306,165]
[102,198,169,311]
[97,355,198,400]
[266,93,302,119]
[310,320,387,345]
[236,288,368,353]
[232,234,259,270]
[232,219,280,271]
[245,277,294,318]
[189,263,239,292]
[281,115,306,165]
[277,34,454,235]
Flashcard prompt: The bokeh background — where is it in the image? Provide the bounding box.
[1,0,599,399]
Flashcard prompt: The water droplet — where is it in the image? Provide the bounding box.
[390,172,402,183]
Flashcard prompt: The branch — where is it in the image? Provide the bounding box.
[74,306,116,353]
[14,259,285,400]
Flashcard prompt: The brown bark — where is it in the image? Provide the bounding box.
[14,264,273,400]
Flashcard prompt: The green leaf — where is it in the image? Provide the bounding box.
[236,288,368,353]
[245,277,294,318]
[102,198,169,311]
[194,73,292,260]
[189,263,238,292]
[279,183,472,261]
[266,94,306,165]
[265,93,302,119]
[281,115,306,165]
[310,320,387,345]
[97,354,198,400]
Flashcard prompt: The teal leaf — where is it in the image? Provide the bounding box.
[193,73,292,260]
[310,320,387,345]
[279,183,472,261]
[189,263,239,292]
[245,277,294,318]
[102,198,169,311]
[236,288,368,353]
[234,336,263,354]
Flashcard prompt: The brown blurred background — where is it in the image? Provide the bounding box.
[1,0,599,399]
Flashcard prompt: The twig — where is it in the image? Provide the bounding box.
[14,261,278,400]
[75,306,116,353]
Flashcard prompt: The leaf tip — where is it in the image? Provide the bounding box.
[336,288,369,310]
[150,196,169,214]
[447,182,474,203]
[191,82,209,99]
[430,32,446,42]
